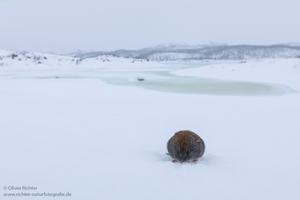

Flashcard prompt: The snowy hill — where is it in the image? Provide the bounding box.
[1,44,300,67]
[74,44,300,61]
[0,50,75,67]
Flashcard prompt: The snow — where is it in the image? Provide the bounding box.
[0,58,300,200]
[173,59,300,90]
[0,49,12,56]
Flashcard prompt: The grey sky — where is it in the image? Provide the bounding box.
[0,0,299,52]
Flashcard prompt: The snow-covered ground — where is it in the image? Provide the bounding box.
[0,58,300,200]
[174,59,300,90]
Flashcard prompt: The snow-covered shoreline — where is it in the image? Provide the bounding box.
[173,58,300,90]
[1,58,299,96]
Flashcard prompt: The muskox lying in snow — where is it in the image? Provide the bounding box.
[167,130,205,162]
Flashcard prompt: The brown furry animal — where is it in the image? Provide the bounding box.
[167,130,205,162]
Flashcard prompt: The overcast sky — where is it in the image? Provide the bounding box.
[0,0,299,52]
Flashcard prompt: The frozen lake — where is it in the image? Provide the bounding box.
[1,59,300,200]
[0,63,294,96]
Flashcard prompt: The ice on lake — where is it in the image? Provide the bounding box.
[0,64,294,96]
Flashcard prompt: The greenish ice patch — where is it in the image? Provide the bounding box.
[102,72,295,96]
[0,64,295,96]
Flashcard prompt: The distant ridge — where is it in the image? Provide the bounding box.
[73,44,300,61]
[1,44,300,67]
